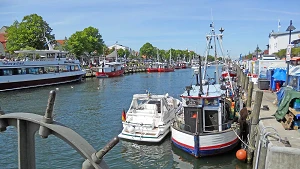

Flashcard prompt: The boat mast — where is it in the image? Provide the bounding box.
[169,49,172,65]
[157,48,159,62]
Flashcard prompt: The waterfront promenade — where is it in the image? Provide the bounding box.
[250,84,300,169]
[236,62,300,169]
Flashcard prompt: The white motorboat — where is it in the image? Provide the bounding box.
[118,92,182,142]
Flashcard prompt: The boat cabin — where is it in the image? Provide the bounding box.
[180,85,232,134]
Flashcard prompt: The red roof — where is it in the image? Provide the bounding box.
[56,40,65,45]
[0,33,7,49]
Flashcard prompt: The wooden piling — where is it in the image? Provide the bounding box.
[246,82,254,109]
[247,90,263,163]
[241,73,246,91]
[244,76,249,92]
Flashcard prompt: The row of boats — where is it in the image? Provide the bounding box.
[118,23,242,158]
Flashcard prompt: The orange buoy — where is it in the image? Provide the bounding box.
[236,149,247,161]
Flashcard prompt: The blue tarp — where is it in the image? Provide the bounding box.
[272,68,286,81]
[271,69,286,91]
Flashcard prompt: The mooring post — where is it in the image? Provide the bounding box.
[82,137,119,169]
[39,90,56,138]
[241,72,245,91]
[246,82,254,109]
[247,90,263,163]
[0,107,7,132]
[244,76,249,92]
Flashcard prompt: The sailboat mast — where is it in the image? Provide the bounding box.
[157,48,159,62]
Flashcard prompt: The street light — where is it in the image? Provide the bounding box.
[285,20,296,86]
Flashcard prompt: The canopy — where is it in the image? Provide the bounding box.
[106,50,118,58]
[272,68,286,81]
[268,62,287,70]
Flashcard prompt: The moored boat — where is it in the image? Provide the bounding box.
[118,92,182,143]
[171,23,240,158]
[95,61,125,78]
[0,38,85,92]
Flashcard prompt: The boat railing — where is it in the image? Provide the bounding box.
[204,122,235,132]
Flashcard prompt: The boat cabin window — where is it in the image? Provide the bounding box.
[183,108,202,133]
[204,110,219,132]
[1,69,12,76]
[45,66,59,73]
[203,98,219,106]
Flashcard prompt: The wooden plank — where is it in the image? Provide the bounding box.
[289,107,300,116]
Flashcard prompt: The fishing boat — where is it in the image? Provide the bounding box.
[146,62,159,72]
[0,38,85,92]
[147,48,160,72]
[95,50,125,78]
[118,91,182,143]
[171,23,240,158]
[95,61,125,78]
[158,49,174,72]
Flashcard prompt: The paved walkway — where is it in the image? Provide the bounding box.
[252,85,300,148]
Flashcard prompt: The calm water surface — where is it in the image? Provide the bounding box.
[0,67,250,169]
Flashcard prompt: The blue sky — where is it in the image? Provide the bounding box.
[1,0,300,58]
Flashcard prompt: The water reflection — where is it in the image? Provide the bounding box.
[120,137,172,169]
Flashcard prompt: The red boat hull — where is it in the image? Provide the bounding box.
[147,68,159,72]
[96,69,124,78]
[158,68,175,72]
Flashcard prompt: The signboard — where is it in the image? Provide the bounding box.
[286,44,294,61]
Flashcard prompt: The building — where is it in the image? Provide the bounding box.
[268,30,300,55]
[108,43,130,51]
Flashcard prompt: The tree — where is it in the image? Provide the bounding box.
[117,48,125,58]
[6,14,55,53]
[66,26,104,58]
[124,49,130,59]
[139,42,155,59]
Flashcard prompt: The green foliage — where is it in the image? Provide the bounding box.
[139,42,155,59]
[117,48,125,58]
[66,26,104,57]
[124,49,130,58]
[6,14,55,54]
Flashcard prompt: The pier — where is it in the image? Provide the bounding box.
[236,64,300,169]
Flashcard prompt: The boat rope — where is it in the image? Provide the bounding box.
[231,126,255,150]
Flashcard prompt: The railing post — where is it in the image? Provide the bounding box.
[39,90,56,138]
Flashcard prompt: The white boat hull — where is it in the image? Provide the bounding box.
[118,124,170,143]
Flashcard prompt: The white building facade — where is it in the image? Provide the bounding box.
[108,43,130,51]
[269,30,300,55]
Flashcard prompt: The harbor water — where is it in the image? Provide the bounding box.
[0,66,249,169]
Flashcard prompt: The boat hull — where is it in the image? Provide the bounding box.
[96,69,124,78]
[171,126,240,157]
[146,68,159,72]
[158,68,174,72]
[0,74,84,92]
[118,126,170,143]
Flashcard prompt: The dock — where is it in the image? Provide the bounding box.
[237,64,300,169]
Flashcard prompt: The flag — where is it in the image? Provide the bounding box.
[239,54,242,61]
[122,109,126,121]
[278,19,281,28]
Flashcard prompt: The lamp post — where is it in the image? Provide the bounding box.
[285,20,296,86]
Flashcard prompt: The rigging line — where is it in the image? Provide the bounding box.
[218,37,234,95]
[203,34,212,80]
[212,24,219,84]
